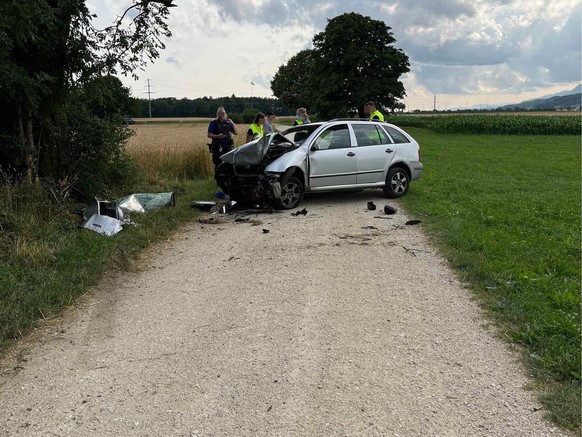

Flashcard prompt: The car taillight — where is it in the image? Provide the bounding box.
[418,147,422,162]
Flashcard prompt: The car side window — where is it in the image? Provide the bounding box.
[353,125,391,146]
[384,126,410,144]
[314,125,351,150]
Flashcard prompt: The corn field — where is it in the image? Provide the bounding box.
[390,114,581,135]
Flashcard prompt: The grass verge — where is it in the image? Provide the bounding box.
[399,128,581,431]
[0,177,217,353]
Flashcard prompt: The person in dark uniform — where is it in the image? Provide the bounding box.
[207,106,238,175]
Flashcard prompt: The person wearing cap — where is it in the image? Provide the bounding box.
[293,107,310,126]
[364,101,385,121]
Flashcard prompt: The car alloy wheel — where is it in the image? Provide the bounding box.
[391,171,407,194]
[277,176,304,209]
[383,167,409,198]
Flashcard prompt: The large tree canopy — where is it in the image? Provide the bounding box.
[0,0,175,196]
[270,49,313,111]
[271,13,410,119]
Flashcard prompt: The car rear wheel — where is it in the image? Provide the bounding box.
[275,176,304,209]
[383,167,409,198]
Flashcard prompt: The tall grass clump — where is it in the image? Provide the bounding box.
[400,128,581,430]
[0,176,82,346]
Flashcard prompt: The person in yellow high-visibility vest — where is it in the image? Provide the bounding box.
[364,101,385,121]
[246,112,265,142]
[293,107,310,126]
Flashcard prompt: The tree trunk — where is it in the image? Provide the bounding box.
[17,105,38,185]
[25,116,39,183]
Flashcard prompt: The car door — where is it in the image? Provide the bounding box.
[353,123,395,184]
[308,124,357,188]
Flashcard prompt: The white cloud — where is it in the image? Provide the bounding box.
[89,0,581,110]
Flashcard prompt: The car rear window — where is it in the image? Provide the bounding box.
[384,126,410,144]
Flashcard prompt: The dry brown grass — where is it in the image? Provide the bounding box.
[134,117,214,123]
[125,123,251,182]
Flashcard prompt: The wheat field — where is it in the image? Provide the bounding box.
[125,123,251,182]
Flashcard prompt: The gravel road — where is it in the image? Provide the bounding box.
[0,190,570,436]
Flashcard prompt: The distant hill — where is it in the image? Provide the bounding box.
[498,85,581,111]
[537,84,581,99]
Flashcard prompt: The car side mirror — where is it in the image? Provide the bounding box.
[310,144,318,152]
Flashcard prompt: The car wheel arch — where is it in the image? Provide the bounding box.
[280,166,306,187]
[387,162,411,180]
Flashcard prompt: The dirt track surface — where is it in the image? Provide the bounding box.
[0,191,569,437]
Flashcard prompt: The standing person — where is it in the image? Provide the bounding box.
[263,112,277,134]
[207,106,238,174]
[246,112,266,142]
[293,107,310,126]
[363,101,385,121]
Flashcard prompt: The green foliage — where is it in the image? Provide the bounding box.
[400,129,581,429]
[29,77,141,199]
[391,114,581,135]
[69,115,140,199]
[0,0,174,187]
[76,75,139,122]
[310,13,409,118]
[270,50,314,110]
[242,107,262,123]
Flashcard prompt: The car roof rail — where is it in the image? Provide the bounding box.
[328,118,387,122]
[328,118,365,121]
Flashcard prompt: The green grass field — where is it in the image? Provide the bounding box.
[399,128,581,429]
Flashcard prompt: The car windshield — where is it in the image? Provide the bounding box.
[281,124,321,145]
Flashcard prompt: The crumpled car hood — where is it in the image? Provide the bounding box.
[220,133,289,166]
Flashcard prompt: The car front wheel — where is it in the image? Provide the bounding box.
[275,176,304,209]
[383,167,409,198]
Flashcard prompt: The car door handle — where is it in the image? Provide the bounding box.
[347,152,355,157]
[385,148,394,153]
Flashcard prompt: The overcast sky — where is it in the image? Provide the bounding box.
[89,0,581,111]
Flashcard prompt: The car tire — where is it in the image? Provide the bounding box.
[383,167,409,198]
[275,176,304,209]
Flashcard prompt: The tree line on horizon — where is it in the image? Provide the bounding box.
[132,96,293,120]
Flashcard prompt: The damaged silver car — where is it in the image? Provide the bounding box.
[216,119,423,210]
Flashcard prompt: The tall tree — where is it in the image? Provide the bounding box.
[0,0,175,194]
[310,13,410,118]
[271,13,410,119]
[270,50,313,111]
